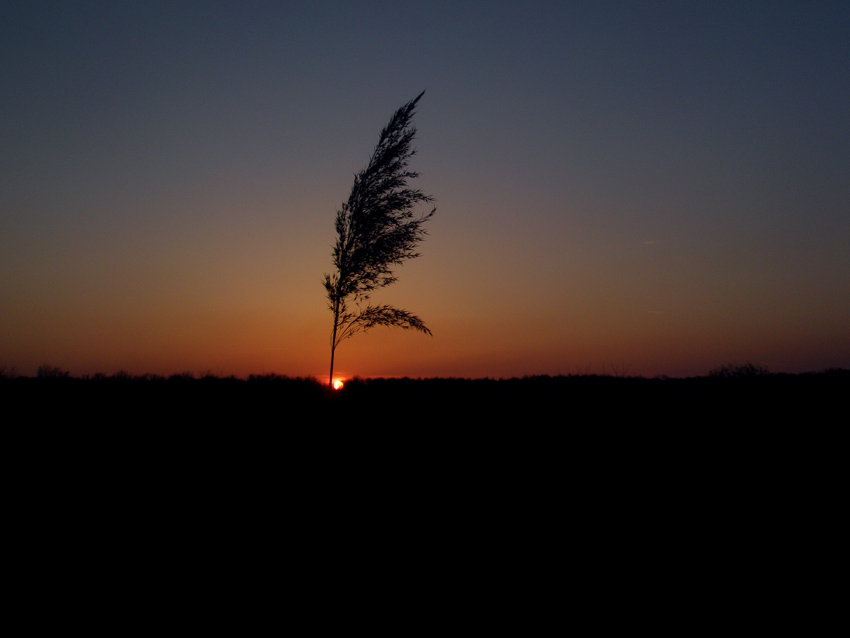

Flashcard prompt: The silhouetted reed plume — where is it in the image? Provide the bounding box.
[323,92,435,388]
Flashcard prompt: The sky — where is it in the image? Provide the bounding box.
[2,0,849,379]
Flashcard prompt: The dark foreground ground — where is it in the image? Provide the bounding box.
[6,368,845,438]
[5,371,845,626]
[6,369,845,476]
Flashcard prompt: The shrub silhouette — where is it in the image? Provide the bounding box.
[708,362,770,378]
[37,364,70,379]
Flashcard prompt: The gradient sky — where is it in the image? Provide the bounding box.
[2,1,849,379]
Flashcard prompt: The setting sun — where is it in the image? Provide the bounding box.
[333,379,344,390]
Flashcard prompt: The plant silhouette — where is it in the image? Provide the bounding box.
[323,91,435,388]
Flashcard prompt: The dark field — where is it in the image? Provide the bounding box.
[7,369,844,488]
[7,368,845,429]
[6,371,843,622]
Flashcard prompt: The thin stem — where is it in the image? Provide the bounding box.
[329,297,339,388]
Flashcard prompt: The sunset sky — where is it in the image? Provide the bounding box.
[2,1,848,379]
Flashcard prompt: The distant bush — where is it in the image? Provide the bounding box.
[37,364,70,379]
[708,362,770,378]
[168,371,196,382]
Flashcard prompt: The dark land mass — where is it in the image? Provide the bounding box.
[6,370,845,469]
[7,369,844,502]
[6,367,845,432]
[5,371,844,618]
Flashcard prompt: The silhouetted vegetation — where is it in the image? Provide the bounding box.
[37,364,70,378]
[324,92,435,388]
[5,368,845,433]
[708,361,770,377]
